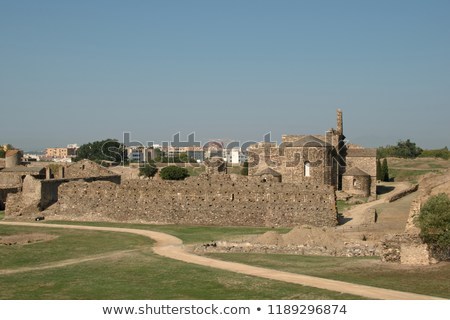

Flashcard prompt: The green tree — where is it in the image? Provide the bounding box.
[418,193,450,250]
[381,158,389,182]
[376,158,382,180]
[377,139,423,159]
[75,139,126,164]
[160,166,190,180]
[395,139,423,158]
[241,161,249,176]
[0,149,5,158]
[139,163,158,178]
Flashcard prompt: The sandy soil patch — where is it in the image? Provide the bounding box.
[0,233,58,246]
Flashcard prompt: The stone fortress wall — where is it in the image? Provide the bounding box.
[4,157,338,227]
[43,175,337,228]
[1,157,337,227]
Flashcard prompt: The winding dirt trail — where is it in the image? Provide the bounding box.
[0,221,443,300]
[339,182,414,227]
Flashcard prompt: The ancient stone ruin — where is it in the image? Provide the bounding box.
[0,159,120,216]
[1,110,378,230]
[1,156,337,228]
[248,110,377,199]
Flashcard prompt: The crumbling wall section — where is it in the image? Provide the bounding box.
[48,176,338,227]
[5,175,42,216]
[0,187,20,210]
[5,174,121,218]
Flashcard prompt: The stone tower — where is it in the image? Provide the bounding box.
[337,109,343,136]
[5,150,21,168]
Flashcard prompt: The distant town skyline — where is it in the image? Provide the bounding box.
[1,1,449,151]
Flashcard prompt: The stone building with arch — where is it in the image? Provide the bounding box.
[248,109,377,198]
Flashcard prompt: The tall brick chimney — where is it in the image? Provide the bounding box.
[337,109,343,136]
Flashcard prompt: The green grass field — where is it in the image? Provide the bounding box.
[0,224,359,300]
[2,216,449,299]
[0,211,4,220]
[206,253,450,299]
[388,168,438,183]
[0,226,152,270]
[387,157,450,183]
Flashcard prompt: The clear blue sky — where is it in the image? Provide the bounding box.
[1,0,449,151]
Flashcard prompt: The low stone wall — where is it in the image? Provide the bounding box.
[46,176,338,228]
[361,208,378,225]
[195,241,379,257]
[386,184,419,203]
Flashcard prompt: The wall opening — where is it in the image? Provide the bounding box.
[304,161,311,177]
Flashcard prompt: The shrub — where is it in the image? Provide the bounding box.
[139,164,158,178]
[418,193,450,250]
[160,166,190,180]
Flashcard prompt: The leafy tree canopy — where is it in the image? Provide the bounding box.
[377,139,423,159]
[139,163,158,178]
[160,166,190,180]
[75,139,126,164]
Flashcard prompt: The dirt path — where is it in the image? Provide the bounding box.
[0,221,442,300]
[340,182,413,227]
